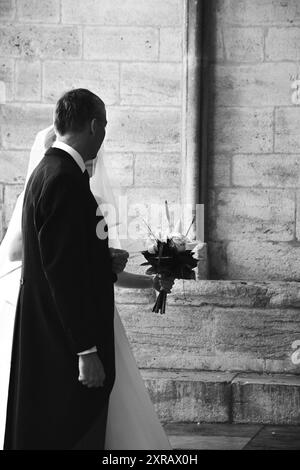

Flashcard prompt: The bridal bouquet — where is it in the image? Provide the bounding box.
[141,202,199,314]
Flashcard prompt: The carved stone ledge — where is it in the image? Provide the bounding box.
[168,279,300,309]
[116,278,300,309]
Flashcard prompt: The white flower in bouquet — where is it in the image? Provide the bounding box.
[152,230,169,243]
[147,240,158,254]
[169,232,187,252]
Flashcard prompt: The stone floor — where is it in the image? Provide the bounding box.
[164,423,300,450]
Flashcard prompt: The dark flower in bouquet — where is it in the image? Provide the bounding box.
[141,204,199,314]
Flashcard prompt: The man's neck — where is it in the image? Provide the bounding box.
[56,136,90,162]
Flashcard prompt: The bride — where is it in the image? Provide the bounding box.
[0,122,172,450]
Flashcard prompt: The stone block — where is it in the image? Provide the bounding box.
[266,281,300,308]
[208,23,224,63]
[209,188,295,242]
[275,107,300,153]
[232,154,300,188]
[208,241,228,280]
[17,0,60,23]
[223,27,264,62]
[120,63,181,106]
[159,27,182,62]
[62,0,182,26]
[209,107,273,154]
[103,152,134,187]
[226,240,300,281]
[141,369,234,423]
[0,0,15,21]
[43,61,119,105]
[168,279,300,310]
[118,277,300,372]
[0,195,4,242]
[217,0,300,26]
[119,300,295,373]
[232,373,300,425]
[15,59,41,101]
[266,27,300,61]
[0,25,81,59]
[0,82,5,103]
[118,303,217,370]
[0,218,3,243]
[0,150,28,183]
[126,186,180,207]
[213,63,297,107]
[134,153,180,187]
[213,306,300,373]
[0,104,53,149]
[208,153,231,188]
[0,59,13,102]
[296,191,300,241]
[84,27,159,61]
[106,107,181,152]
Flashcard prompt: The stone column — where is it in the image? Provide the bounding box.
[181,0,209,278]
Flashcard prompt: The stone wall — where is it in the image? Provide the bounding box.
[208,0,300,280]
[0,0,183,249]
[1,0,300,281]
[116,279,300,374]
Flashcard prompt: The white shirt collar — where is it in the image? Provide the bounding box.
[52,141,86,173]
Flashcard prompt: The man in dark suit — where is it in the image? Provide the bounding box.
[4,89,128,450]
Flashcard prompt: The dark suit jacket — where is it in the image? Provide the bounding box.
[4,147,116,450]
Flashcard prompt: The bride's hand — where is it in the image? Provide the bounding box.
[109,248,129,274]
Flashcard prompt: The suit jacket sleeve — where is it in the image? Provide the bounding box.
[36,173,102,354]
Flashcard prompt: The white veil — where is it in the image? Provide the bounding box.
[90,148,121,250]
[0,125,121,304]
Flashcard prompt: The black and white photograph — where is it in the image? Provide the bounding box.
[0,0,300,452]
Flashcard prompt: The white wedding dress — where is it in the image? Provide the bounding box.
[0,127,172,450]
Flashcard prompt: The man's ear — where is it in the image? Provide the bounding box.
[90,118,97,135]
